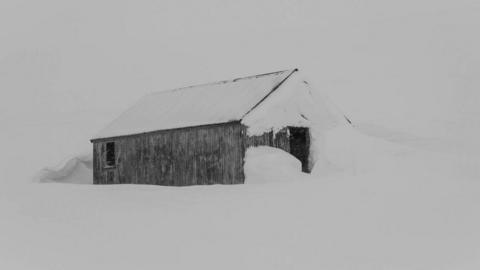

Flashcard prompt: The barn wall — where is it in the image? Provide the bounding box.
[244,127,290,152]
[92,124,310,186]
[244,126,312,173]
[92,122,245,186]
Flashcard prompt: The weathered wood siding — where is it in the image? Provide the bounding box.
[92,123,311,186]
[244,126,312,173]
[93,122,245,185]
[244,127,290,152]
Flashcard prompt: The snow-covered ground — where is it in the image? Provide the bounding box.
[1,1,480,269]
[2,123,479,270]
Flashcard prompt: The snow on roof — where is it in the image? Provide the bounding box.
[92,69,297,140]
[242,71,344,136]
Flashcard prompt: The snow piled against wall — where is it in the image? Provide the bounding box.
[26,109,480,270]
[34,124,394,185]
[35,146,308,185]
[244,146,308,184]
[242,71,349,169]
[23,123,480,270]
[35,146,309,185]
[34,153,93,184]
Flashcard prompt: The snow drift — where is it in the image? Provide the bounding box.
[34,154,93,184]
[33,124,405,185]
[35,146,309,185]
[244,146,308,184]
[19,124,480,270]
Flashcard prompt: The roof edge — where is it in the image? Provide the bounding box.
[240,68,298,120]
[90,120,242,143]
[91,68,298,142]
[152,68,297,96]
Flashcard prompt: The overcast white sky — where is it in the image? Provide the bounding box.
[1,0,479,182]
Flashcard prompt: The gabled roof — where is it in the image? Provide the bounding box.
[92,69,297,140]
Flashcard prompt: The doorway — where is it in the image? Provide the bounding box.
[288,127,310,173]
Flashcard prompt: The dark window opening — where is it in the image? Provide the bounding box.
[288,127,310,173]
[106,142,116,167]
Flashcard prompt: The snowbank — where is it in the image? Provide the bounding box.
[39,146,309,185]
[241,71,353,175]
[34,154,93,184]
[311,124,412,177]
[34,125,402,185]
[22,121,480,270]
[244,146,308,184]
[10,132,480,270]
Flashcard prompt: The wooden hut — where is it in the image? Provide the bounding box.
[91,69,324,185]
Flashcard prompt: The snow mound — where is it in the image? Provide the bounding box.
[35,125,412,185]
[312,125,411,176]
[34,154,93,184]
[38,147,308,185]
[244,146,308,184]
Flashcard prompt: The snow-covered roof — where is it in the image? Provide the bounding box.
[92,69,297,140]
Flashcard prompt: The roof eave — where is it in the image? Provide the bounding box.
[90,120,242,143]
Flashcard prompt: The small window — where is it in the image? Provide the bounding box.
[105,142,115,167]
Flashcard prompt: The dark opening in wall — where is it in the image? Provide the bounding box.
[106,142,116,167]
[288,127,310,173]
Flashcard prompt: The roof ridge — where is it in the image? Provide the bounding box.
[240,69,298,120]
[149,69,296,96]
[92,68,299,140]
[232,69,294,82]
